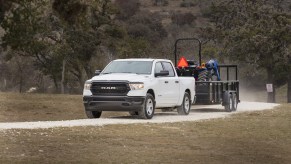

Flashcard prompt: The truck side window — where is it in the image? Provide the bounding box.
[162,62,175,77]
[155,62,163,73]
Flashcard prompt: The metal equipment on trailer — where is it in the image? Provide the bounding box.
[174,38,240,112]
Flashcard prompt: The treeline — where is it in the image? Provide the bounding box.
[207,0,291,102]
[0,0,291,102]
[0,0,203,93]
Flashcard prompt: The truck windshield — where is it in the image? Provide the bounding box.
[102,61,153,75]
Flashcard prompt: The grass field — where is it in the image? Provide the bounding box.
[0,92,291,163]
[0,86,288,122]
[0,92,126,122]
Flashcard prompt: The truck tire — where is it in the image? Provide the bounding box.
[85,111,102,118]
[177,92,191,115]
[138,93,155,119]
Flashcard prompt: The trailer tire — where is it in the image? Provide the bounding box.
[224,93,238,112]
[138,93,155,119]
[177,92,191,115]
[232,93,238,111]
[224,93,233,112]
[85,111,102,118]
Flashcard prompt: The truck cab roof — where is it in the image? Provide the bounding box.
[114,58,172,63]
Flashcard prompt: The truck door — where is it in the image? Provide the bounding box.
[154,62,168,105]
[161,62,180,105]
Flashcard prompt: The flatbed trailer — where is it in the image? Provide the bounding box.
[174,38,240,112]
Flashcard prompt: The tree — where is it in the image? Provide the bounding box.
[1,0,66,91]
[208,0,291,103]
[114,0,140,20]
[127,11,167,43]
[0,0,14,23]
[288,55,291,103]
[113,8,167,59]
[1,0,120,93]
[52,0,121,90]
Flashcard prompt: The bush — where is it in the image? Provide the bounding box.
[180,2,196,8]
[171,12,197,25]
[201,6,212,18]
[127,11,167,43]
[153,0,169,6]
[114,0,140,20]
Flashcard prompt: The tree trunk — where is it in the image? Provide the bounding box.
[288,69,291,103]
[84,65,93,79]
[288,77,291,103]
[61,59,66,94]
[70,65,84,93]
[17,60,23,93]
[4,78,7,90]
[19,74,23,93]
[267,67,275,103]
[53,76,59,93]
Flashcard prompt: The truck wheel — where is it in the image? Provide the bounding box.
[224,93,233,112]
[139,93,155,119]
[232,93,238,111]
[85,111,102,118]
[177,92,191,115]
[129,111,139,116]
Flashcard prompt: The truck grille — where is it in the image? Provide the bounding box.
[90,81,130,96]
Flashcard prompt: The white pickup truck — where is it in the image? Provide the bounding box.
[83,58,195,119]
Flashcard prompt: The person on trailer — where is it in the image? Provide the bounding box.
[206,59,221,81]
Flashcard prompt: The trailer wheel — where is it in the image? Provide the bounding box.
[177,92,191,115]
[138,93,155,119]
[232,93,238,111]
[224,93,233,112]
[85,111,102,118]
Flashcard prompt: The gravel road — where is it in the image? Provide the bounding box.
[0,102,279,130]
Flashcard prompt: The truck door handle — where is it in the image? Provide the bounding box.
[175,81,179,83]
[165,81,169,84]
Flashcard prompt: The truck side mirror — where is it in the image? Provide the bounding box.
[155,70,169,77]
[95,70,102,76]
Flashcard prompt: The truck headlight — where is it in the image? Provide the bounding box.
[129,83,144,90]
[84,83,92,90]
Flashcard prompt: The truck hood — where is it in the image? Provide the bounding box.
[90,73,151,82]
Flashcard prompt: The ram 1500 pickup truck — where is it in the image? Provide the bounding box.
[83,58,195,119]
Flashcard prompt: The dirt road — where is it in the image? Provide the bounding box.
[0,102,279,130]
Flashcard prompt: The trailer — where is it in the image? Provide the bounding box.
[174,38,240,112]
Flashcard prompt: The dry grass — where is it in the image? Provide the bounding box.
[0,92,291,163]
[240,84,288,103]
[1,85,286,122]
[0,92,85,122]
[0,92,126,122]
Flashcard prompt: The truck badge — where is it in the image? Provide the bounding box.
[101,87,117,90]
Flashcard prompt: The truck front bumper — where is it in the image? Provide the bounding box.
[83,96,145,112]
